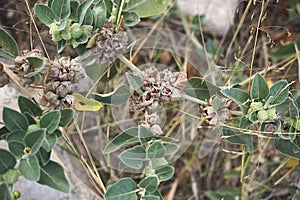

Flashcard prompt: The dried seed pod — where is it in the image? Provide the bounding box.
[150,124,163,136]
[56,81,74,97]
[0,64,9,87]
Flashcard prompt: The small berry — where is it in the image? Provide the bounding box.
[143,80,150,87]
[145,93,151,101]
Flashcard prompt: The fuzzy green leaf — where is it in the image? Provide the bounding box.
[59,109,74,127]
[139,176,159,193]
[77,0,94,25]
[155,165,174,182]
[19,155,40,181]
[221,88,250,114]
[122,11,140,26]
[269,80,289,105]
[104,127,139,153]
[0,27,18,59]
[163,143,179,155]
[138,125,154,145]
[40,110,61,134]
[18,96,43,117]
[250,73,269,101]
[273,136,300,160]
[0,149,16,175]
[147,141,166,159]
[0,183,13,200]
[3,107,28,132]
[93,0,107,28]
[126,72,143,93]
[222,126,253,153]
[35,4,56,25]
[119,146,146,169]
[127,0,170,18]
[42,134,57,152]
[51,0,71,20]
[25,129,46,155]
[38,161,70,193]
[105,178,137,200]
[93,84,131,106]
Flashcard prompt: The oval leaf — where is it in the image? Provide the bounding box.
[24,57,45,77]
[18,96,43,117]
[126,72,143,93]
[42,134,57,152]
[59,109,74,127]
[77,0,94,25]
[3,107,28,132]
[72,93,103,111]
[40,110,61,133]
[0,27,18,59]
[139,176,159,193]
[147,141,166,159]
[35,4,56,25]
[105,178,137,200]
[119,146,146,169]
[104,127,139,153]
[250,73,269,101]
[93,0,107,28]
[155,165,174,182]
[0,183,13,200]
[93,84,131,106]
[25,129,46,155]
[221,88,250,114]
[0,149,16,175]
[127,0,170,18]
[19,155,40,181]
[51,0,71,20]
[269,80,289,105]
[273,136,300,160]
[138,125,154,145]
[122,11,140,27]
[38,161,70,193]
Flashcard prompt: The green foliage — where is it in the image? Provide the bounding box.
[119,146,146,169]
[0,27,19,59]
[0,183,12,200]
[127,0,170,18]
[139,176,159,193]
[0,97,73,196]
[105,178,137,200]
[93,84,131,106]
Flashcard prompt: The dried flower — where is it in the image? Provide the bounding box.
[130,66,187,113]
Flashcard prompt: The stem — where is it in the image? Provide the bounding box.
[119,55,141,74]
[181,94,207,105]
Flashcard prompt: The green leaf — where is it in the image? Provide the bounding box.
[104,127,139,153]
[37,147,51,166]
[3,107,28,132]
[0,149,16,175]
[19,155,40,181]
[93,84,131,106]
[70,0,80,21]
[57,40,66,53]
[35,4,56,25]
[250,73,269,101]
[40,110,61,134]
[38,161,70,193]
[77,0,94,25]
[119,146,146,169]
[269,80,289,105]
[150,158,168,169]
[126,72,143,93]
[0,27,18,59]
[0,183,13,200]
[8,141,25,158]
[184,77,220,102]
[127,0,170,18]
[122,11,140,26]
[59,109,74,127]
[82,8,94,25]
[25,129,46,155]
[221,88,250,114]
[51,0,71,20]
[155,165,174,182]
[138,125,154,145]
[163,143,179,155]
[273,136,300,160]
[6,130,26,143]
[139,176,159,193]
[105,178,137,200]
[42,134,57,152]
[142,195,160,200]
[18,96,43,117]
[93,0,107,28]
[0,126,9,140]
[147,141,166,159]
[222,126,254,153]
